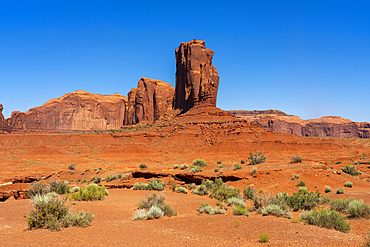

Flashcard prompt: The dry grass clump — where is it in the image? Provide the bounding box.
[197,202,225,215]
[133,193,176,220]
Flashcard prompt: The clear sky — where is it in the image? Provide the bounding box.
[1,1,369,122]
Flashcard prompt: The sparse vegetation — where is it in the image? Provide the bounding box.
[297,180,305,187]
[180,164,188,170]
[259,233,269,243]
[134,193,176,220]
[28,180,71,197]
[261,204,292,219]
[248,151,266,165]
[291,155,302,163]
[139,164,148,169]
[241,160,246,164]
[26,192,94,231]
[105,174,118,182]
[175,186,188,194]
[300,208,351,233]
[250,167,257,175]
[344,181,353,188]
[324,185,332,193]
[90,176,102,184]
[173,164,179,169]
[217,161,222,164]
[291,174,299,180]
[70,184,108,201]
[342,165,360,176]
[132,179,166,191]
[68,164,76,170]
[197,203,225,215]
[233,163,242,170]
[232,205,249,216]
[336,188,344,194]
[190,166,203,173]
[192,159,208,167]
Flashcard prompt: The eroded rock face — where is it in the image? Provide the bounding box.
[174,39,219,111]
[125,77,175,125]
[0,104,8,133]
[229,110,370,138]
[6,91,127,133]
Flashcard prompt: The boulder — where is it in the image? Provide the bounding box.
[6,91,127,133]
[174,39,219,111]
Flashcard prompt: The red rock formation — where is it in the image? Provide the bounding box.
[0,104,7,133]
[174,39,219,111]
[125,77,175,125]
[228,110,370,138]
[6,91,127,133]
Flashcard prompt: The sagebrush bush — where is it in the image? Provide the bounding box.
[342,165,360,176]
[324,185,332,193]
[197,203,225,215]
[71,186,80,193]
[68,164,76,170]
[146,206,164,219]
[291,174,300,180]
[227,197,246,208]
[188,183,196,190]
[133,183,149,190]
[210,184,240,202]
[27,182,51,197]
[147,179,166,191]
[330,198,354,212]
[300,208,351,232]
[336,188,344,194]
[138,193,166,209]
[70,184,108,201]
[250,167,257,176]
[192,159,208,167]
[173,164,179,169]
[346,200,370,218]
[248,151,266,165]
[192,184,209,196]
[180,164,188,170]
[233,163,242,170]
[90,176,102,184]
[261,204,292,219]
[49,180,71,194]
[298,187,308,194]
[232,205,249,216]
[132,209,146,220]
[26,192,93,231]
[135,193,176,220]
[344,181,353,188]
[297,180,306,187]
[175,186,188,194]
[105,175,118,182]
[189,166,203,173]
[291,155,303,163]
[139,164,148,169]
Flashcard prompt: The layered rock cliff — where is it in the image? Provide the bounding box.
[228,110,370,138]
[174,39,219,111]
[0,104,7,133]
[6,91,127,133]
[125,77,175,125]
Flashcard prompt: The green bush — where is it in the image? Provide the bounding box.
[291,155,303,163]
[336,188,344,194]
[197,203,225,215]
[261,204,292,219]
[82,179,87,183]
[324,185,332,193]
[169,182,176,191]
[147,179,166,191]
[133,183,149,190]
[26,192,93,231]
[300,208,351,232]
[135,193,176,220]
[192,159,208,167]
[71,186,80,193]
[217,161,222,164]
[227,197,246,208]
[335,161,342,164]
[90,176,102,184]
[241,160,246,164]
[146,205,164,219]
[189,166,203,173]
[188,183,196,190]
[70,184,108,201]
[259,233,269,243]
[210,185,240,202]
[105,175,118,182]
[346,200,370,219]
[232,205,249,216]
[342,165,360,176]
[139,164,148,169]
[180,164,188,170]
[233,163,242,171]
[291,174,299,180]
[248,151,266,165]
[250,167,257,175]
[173,164,179,169]
[330,198,353,212]
[297,180,306,187]
[192,184,209,196]
[298,187,308,194]
[175,186,188,194]
[344,181,353,188]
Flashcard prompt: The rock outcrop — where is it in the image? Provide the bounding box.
[228,110,370,138]
[6,91,127,133]
[174,39,219,111]
[125,77,175,125]
[0,104,7,133]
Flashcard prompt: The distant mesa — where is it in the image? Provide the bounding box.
[228,110,370,138]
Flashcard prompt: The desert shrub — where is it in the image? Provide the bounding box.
[175,186,188,194]
[250,167,257,175]
[137,193,165,210]
[90,176,102,184]
[105,175,118,182]
[70,184,108,201]
[259,233,269,243]
[180,164,188,170]
[335,161,342,164]
[300,208,351,232]
[197,203,225,215]
[157,203,177,216]
[217,161,222,164]
[321,196,331,205]
[210,184,240,202]
[291,155,303,163]
[82,179,87,183]
[232,205,249,216]
[189,166,203,173]
[26,192,93,231]
[261,204,292,219]
[346,200,370,219]
[298,187,308,193]
[188,183,196,190]
[147,179,166,191]
[173,164,179,169]
[227,197,246,208]
[139,164,148,169]
[146,206,164,219]
[330,198,354,212]
[233,163,242,171]
[133,183,149,190]
[297,180,305,187]
[49,180,71,194]
[248,151,266,165]
[214,168,219,172]
[169,182,176,191]
[336,188,344,194]
[324,185,332,193]
[27,182,51,197]
[363,231,370,247]
[292,218,300,223]
[192,184,209,196]
[291,174,299,180]
[71,186,80,193]
[288,189,321,212]
[68,164,76,170]
[218,165,224,168]
[132,209,146,221]
[344,181,353,188]
[192,159,208,167]
[342,165,360,176]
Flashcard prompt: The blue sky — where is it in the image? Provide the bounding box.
[1,1,369,122]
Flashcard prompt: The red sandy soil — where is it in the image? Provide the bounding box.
[1,106,370,246]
